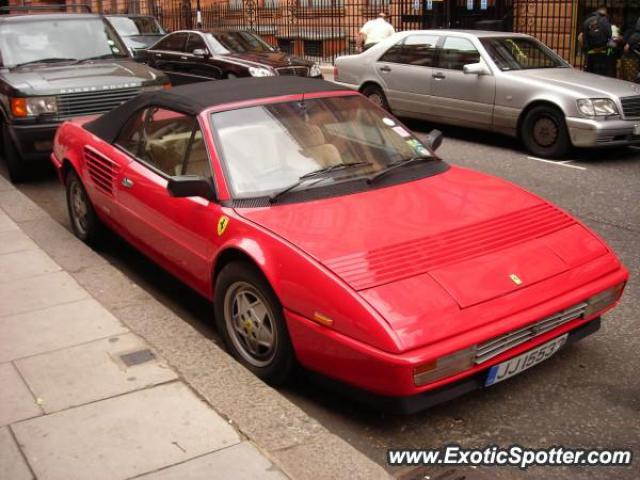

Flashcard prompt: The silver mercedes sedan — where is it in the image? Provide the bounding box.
[334,30,640,158]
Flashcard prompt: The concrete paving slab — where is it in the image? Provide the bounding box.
[0,174,12,192]
[13,382,241,480]
[0,363,41,427]
[0,298,128,363]
[0,427,33,480]
[0,229,37,255]
[0,209,18,233]
[0,249,60,282]
[16,333,177,413]
[0,271,88,318]
[138,442,288,480]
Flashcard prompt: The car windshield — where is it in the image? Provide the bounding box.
[212,31,274,53]
[480,37,569,71]
[211,95,440,199]
[0,17,129,67]
[108,16,165,36]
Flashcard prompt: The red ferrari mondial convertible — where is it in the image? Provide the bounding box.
[51,78,628,413]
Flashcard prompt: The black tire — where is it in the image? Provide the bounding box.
[521,105,571,159]
[227,73,238,79]
[362,84,391,112]
[65,169,104,246]
[214,261,295,386]
[2,123,28,183]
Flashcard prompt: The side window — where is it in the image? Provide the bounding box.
[185,33,207,54]
[439,37,481,70]
[141,108,197,176]
[402,35,439,67]
[154,32,188,52]
[183,130,211,178]
[378,39,404,64]
[115,110,146,158]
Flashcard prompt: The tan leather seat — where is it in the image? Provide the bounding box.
[292,124,342,167]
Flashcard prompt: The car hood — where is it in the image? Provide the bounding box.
[508,67,640,99]
[2,60,165,96]
[239,167,609,339]
[226,51,313,69]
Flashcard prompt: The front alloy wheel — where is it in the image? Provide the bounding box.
[521,105,570,158]
[215,261,295,385]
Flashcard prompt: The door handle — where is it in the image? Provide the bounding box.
[379,65,392,73]
[433,72,446,80]
[121,177,134,188]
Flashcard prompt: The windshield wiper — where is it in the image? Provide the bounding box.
[299,161,373,180]
[367,156,435,184]
[12,58,79,68]
[268,176,328,204]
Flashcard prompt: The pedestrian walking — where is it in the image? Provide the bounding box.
[621,18,640,82]
[579,5,615,77]
[358,12,395,52]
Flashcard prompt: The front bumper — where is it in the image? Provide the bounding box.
[566,116,640,147]
[8,122,60,161]
[308,318,600,414]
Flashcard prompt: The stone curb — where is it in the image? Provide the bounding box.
[0,174,391,480]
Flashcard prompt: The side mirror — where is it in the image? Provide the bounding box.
[192,48,209,58]
[425,129,443,151]
[463,62,490,76]
[167,176,216,201]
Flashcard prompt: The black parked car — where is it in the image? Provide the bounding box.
[105,14,167,62]
[145,30,323,84]
[0,10,170,182]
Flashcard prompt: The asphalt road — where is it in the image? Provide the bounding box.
[3,121,638,480]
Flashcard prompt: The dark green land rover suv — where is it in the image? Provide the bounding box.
[0,11,170,181]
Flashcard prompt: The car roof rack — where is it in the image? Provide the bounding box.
[0,4,92,13]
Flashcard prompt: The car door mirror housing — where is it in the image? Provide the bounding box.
[463,62,490,76]
[425,129,444,151]
[192,48,209,58]
[167,176,216,201]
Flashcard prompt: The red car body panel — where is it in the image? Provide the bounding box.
[51,89,629,404]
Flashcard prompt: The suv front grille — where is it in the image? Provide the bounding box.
[475,302,588,364]
[58,87,141,118]
[276,66,309,77]
[620,96,640,119]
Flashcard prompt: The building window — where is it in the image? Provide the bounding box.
[263,0,279,8]
[278,39,294,54]
[298,0,344,7]
[229,0,243,11]
[303,40,323,57]
[368,0,390,6]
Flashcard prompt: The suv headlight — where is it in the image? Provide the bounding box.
[10,97,58,117]
[248,66,274,77]
[310,62,322,77]
[577,98,619,117]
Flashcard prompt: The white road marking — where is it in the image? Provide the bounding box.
[526,156,587,170]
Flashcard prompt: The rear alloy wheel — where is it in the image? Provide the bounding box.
[215,261,295,385]
[362,84,390,112]
[2,123,27,183]
[521,105,570,159]
[65,170,104,246]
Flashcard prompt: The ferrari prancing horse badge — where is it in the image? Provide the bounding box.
[217,215,230,236]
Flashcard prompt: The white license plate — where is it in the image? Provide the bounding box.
[484,334,568,387]
[634,124,640,136]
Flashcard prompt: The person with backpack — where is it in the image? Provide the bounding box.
[622,17,640,82]
[578,5,615,77]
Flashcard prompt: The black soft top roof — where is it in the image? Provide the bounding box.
[85,77,348,143]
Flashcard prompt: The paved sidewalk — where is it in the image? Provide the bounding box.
[0,205,287,480]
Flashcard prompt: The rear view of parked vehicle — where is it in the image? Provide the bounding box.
[0,7,169,182]
[335,30,640,158]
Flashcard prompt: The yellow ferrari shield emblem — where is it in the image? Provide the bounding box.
[217,215,230,236]
[510,273,523,286]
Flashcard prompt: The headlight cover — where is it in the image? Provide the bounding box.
[310,62,322,77]
[413,346,477,386]
[584,283,625,318]
[577,98,619,117]
[10,96,58,117]
[248,66,274,77]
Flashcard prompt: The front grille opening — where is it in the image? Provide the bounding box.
[621,96,640,118]
[475,302,588,365]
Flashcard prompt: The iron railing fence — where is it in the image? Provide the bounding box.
[69,0,640,65]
